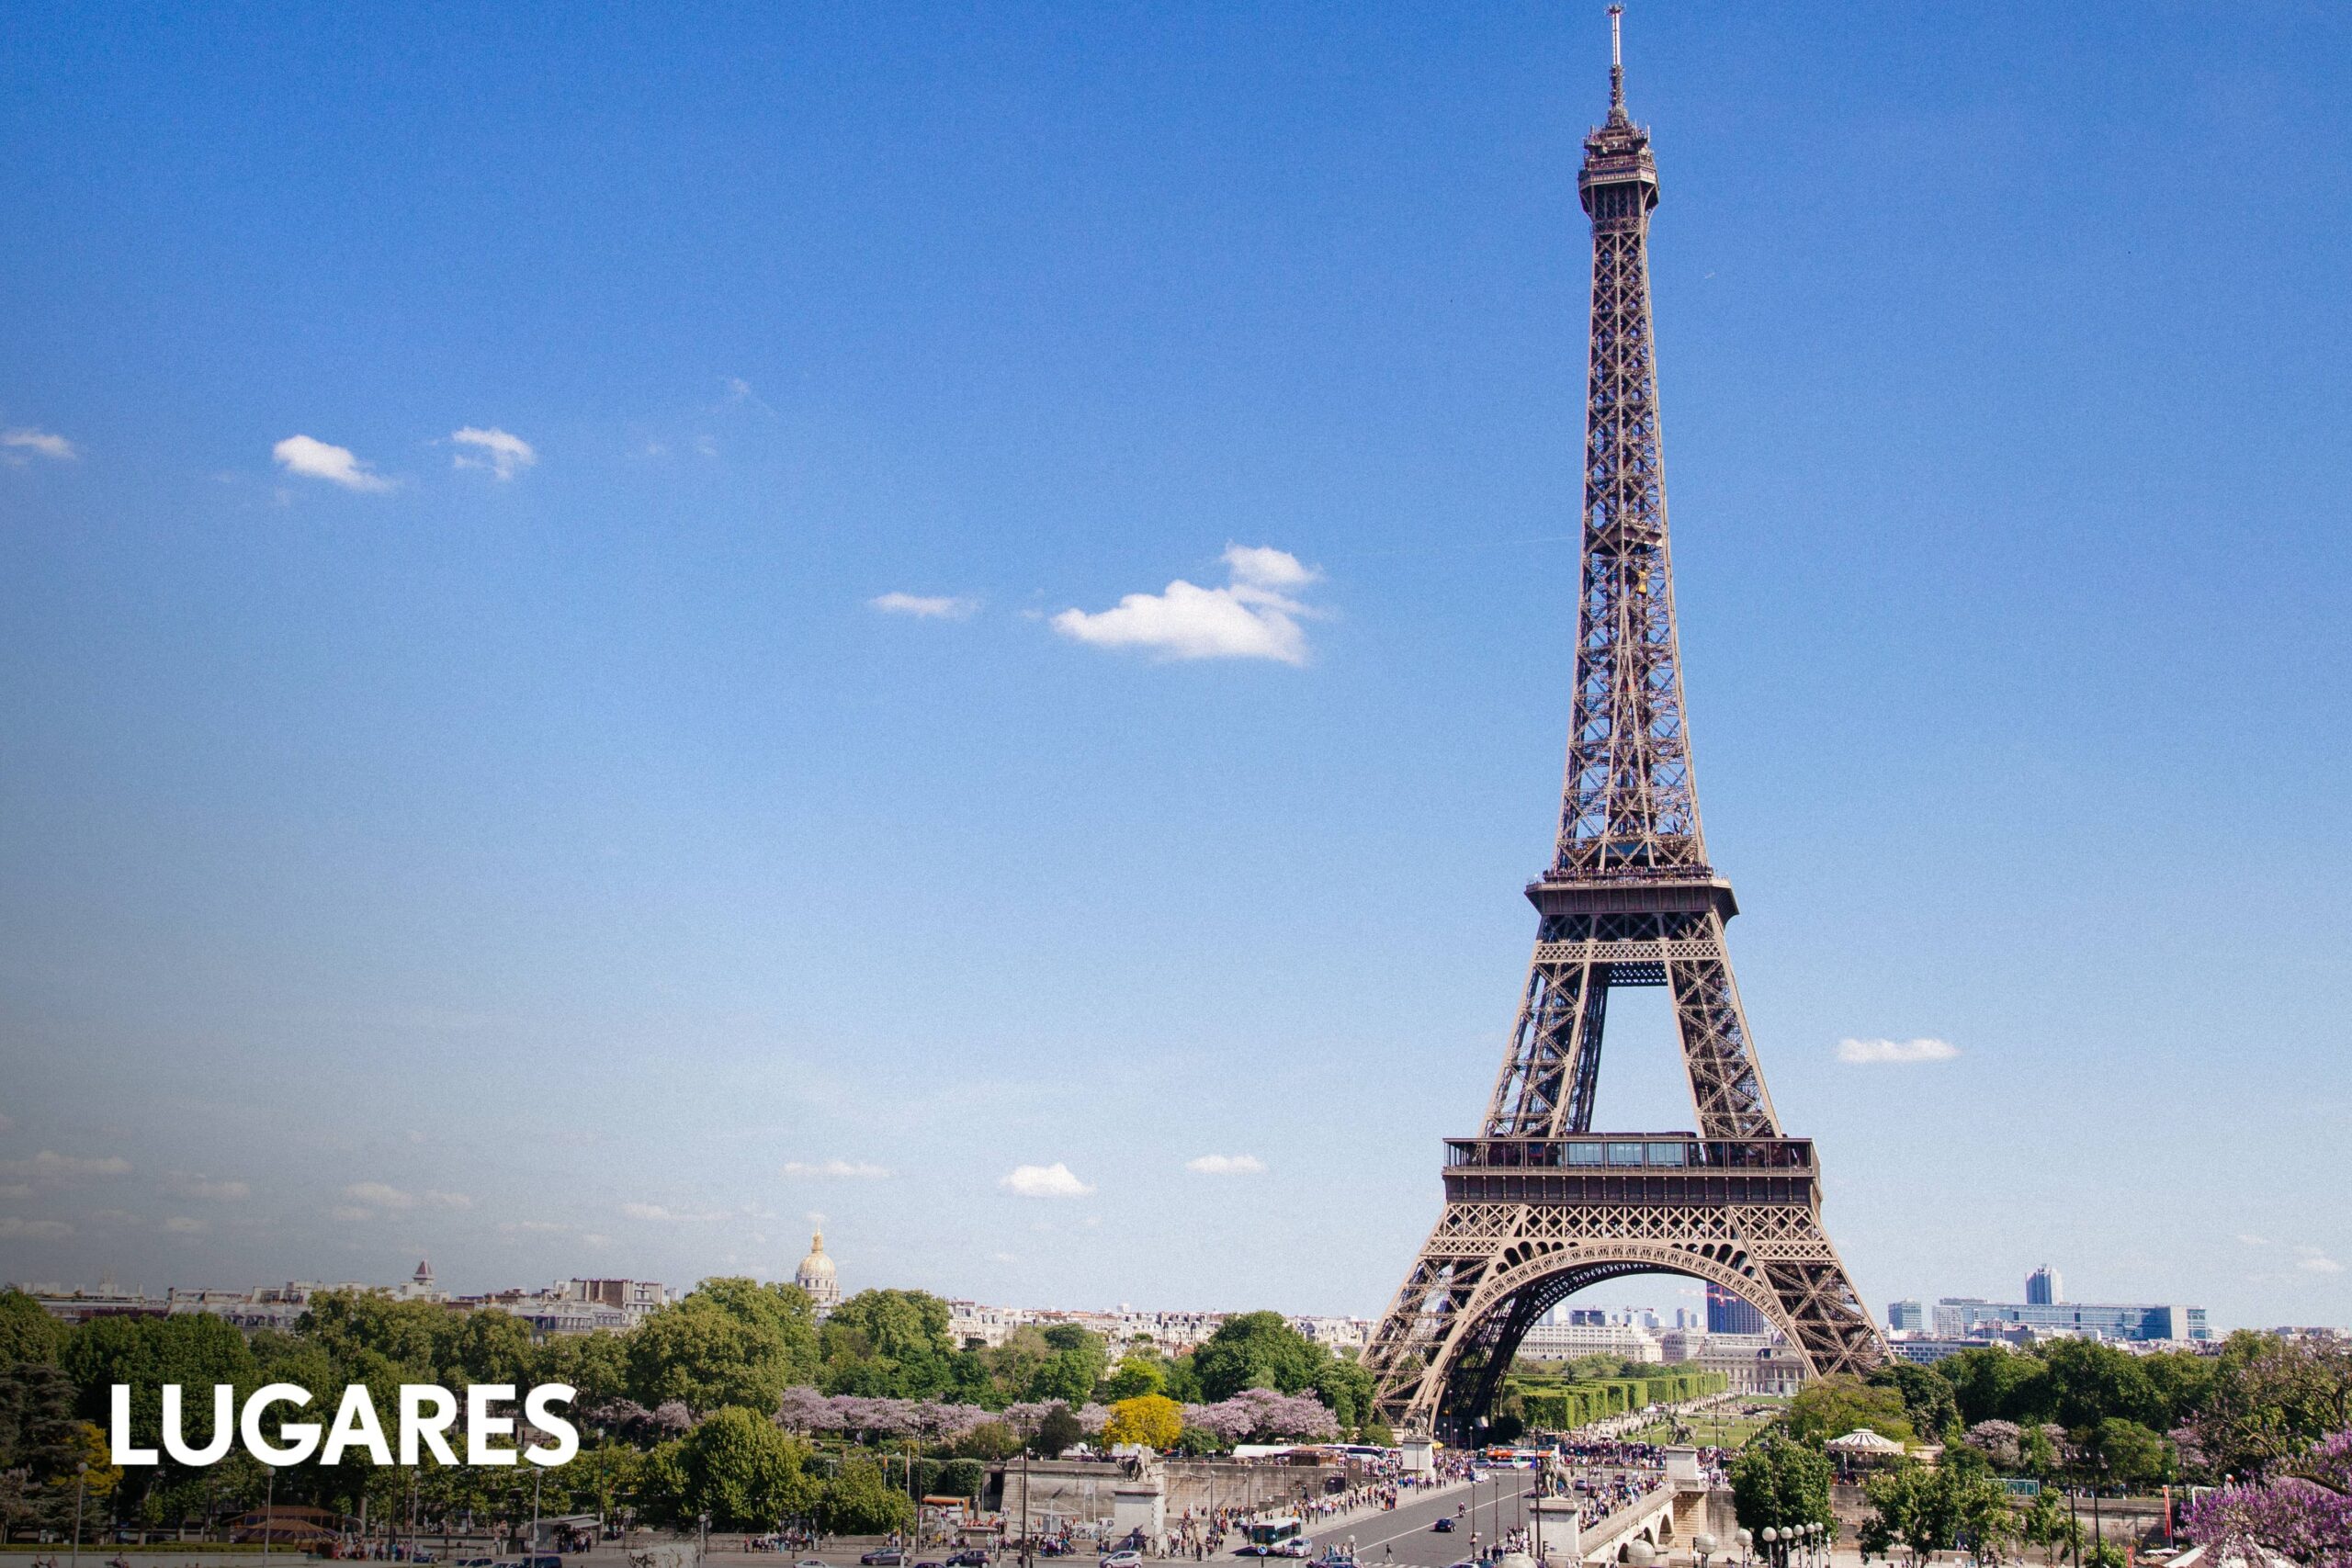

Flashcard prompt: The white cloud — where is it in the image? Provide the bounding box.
[870,592,980,620]
[2296,1247,2344,1275]
[1185,1154,1267,1176]
[1835,1036,1961,1066]
[694,434,718,457]
[1051,544,1324,664]
[620,1201,725,1223]
[1001,1161,1094,1199]
[424,1190,473,1210]
[450,426,537,480]
[330,1205,373,1223]
[989,1251,1019,1265]
[498,1220,572,1235]
[782,1159,891,1179]
[273,434,393,492]
[0,1183,30,1200]
[3,428,78,463]
[165,1174,251,1201]
[0,1217,73,1239]
[2238,1234,2272,1247]
[162,1215,208,1235]
[4,1151,132,1182]
[343,1180,414,1208]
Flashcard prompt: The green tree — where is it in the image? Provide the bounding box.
[0,1292,64,1366]
[1192,1313,1326,1403]
[1779,1375,1914,1447]
[1729,1434,1835,1535]
[2039,1341,2161,1432]
[1032,1404,1082,1458]
[1869,1363,1960,1443]
[2018,1488,2077,1565]
[2082,1418,2172,1490]
[0,1363,83,1538]
[442,1309,537,1386]
[1859,1461,2014,1568]
[817,1456,913,1536]
[1938,1348,2052,1427]
[820,1291,956,1398]
[1027,1325,1106,1405]
[662,1406,816,1530]
[952,1421,1023,1462]
[1098,1354,1168,1404]
[299,1290,449,1379]
[59,1310,256,1442]
[623,1278,820,1416]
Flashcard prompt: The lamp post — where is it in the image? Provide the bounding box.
[1763,1525,1779,1568]
[69,1461,89,1568]
[1736,1529,1753,1568]
[1695,1531,1718,1568]
[264,1464,277,1562]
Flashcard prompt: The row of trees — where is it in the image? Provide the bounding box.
[1723,1331,2352,1568]
[0,1286,1379,1540]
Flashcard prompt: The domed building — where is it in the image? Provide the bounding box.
[794,1230,841,1315]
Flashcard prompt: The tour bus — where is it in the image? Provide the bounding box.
[1243,1518,1308,1557]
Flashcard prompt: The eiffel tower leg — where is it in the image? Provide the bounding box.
[1364,1198,1884,1436]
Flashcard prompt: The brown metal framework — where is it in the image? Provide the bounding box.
[1362,15,1883,1438]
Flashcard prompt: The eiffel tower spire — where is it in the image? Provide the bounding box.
[1360,12,1883,1440]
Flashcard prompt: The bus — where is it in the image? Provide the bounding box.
[1244,1518,1307,1556]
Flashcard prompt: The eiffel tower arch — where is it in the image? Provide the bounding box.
[1362,13,1884,1439]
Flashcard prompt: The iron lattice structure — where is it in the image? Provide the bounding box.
[1362,20,1884,1438]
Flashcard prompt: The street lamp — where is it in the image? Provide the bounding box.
[1762,1525,1779,1568]
[70,1461,89,1568]
[1736,1529,1753,1568]
[1695,1531,1718,1568]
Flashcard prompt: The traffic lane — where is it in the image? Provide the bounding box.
[1336,1478,1540,1568]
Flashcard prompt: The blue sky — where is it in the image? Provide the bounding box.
[3,2,2347,1333]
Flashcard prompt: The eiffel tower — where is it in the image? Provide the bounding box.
[1362,11,1884,1438]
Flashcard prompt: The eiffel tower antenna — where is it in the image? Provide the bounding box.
[1609,5,1626,116]
[1360,13,1884,1440]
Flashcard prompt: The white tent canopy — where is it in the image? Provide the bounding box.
[1826,1428,1906,1454]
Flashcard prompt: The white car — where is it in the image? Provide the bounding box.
[1101,1553,1145,1568]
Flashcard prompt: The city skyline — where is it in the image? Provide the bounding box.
[5,4,2349,1330]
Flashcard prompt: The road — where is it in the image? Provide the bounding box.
[1257,1474,1540,1568]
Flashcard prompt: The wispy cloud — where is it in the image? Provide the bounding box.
[162,1215,208,1235]
[782,1159,891,1179]
[620,1201,727,1223]
[1052,544,1324,664]
[165,1174,251,1201]
[450,426,537,480]
[1185,1154,1266,1176]
[3,428,78,464]
[341,1182,470,1211]
[274,434,393,492]
[870,592,980,620]
[3,1151,131,1183]
[1001,1161,1094,1199]
[1836,1036,1961,1066]
[0,1217,73,1239]
[0,1183,30,1200]
[2296,1247,2344,1275]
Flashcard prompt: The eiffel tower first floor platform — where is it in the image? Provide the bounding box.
[1361,1131,1885,1439]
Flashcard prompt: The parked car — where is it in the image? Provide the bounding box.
[523,1555,564,1568]
[1100,1552,1144,1568]
[1432,1518,1456,1534]
[862,1553,908,1566]
[947,1552,991,1565]
[797,1560,830,1568]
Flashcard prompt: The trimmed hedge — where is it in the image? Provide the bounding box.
[1512,1368,1728,1431]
